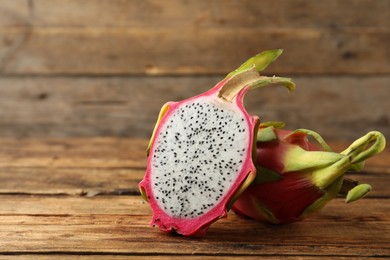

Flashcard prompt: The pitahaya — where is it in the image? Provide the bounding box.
[232,123,386,224]
[139,50,295,236]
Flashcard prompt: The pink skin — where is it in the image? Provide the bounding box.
[139,79,258,236]
[233,173,323,224]
[232,128,325,224]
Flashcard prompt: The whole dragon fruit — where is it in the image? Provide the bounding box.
[139,50,295,236]
[232,123,386,224]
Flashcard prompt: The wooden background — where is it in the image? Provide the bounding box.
[0,0,389,141]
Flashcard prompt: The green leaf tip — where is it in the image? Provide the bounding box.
[226,49,284,78]
[259,121,286,129]
[341,131,386,165]
[310,131,386,191]
[346,183,372,203]
[219,49,295,101]
[139,186,149,202]
[250,76,295,93]
[257,126,277,142]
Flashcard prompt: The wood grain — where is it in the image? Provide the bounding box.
[1,0,389,76]
[0,257,366,260]
[1,0,389,28]
[0,256,363,260]
[0,195,148,215]
[0,194,388,216]
[0,137,148,168]
[2,0,389,29]
[1,1,388,76]
[0,27,389,75]
[0,167,144,196]
[0,1,30,27]
[0,197,389,256]
[0,76,388,140]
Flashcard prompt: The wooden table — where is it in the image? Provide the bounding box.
[0,137,389,259]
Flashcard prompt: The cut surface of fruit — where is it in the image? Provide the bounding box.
[151,97,251,219]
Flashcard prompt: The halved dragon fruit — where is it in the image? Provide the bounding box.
[139,50,295,236]
[232,123,386,224]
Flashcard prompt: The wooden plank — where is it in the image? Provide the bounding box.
[1,0,389,29]
[0,138,148,168]
[0,195,149,215]
[0,221,388,256]
[1,1,389,76]
[0,28,389,75]
[0,197,388,256]
[0,193,385,214]
[0,257,357,260]
[0,256,361,260]
[0,167,144,196]
[0,195,388,218]
[2,254,356,260]
[0,76,389,140]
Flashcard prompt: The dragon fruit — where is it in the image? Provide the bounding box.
[139,50,295,236]
[232,123,386,224]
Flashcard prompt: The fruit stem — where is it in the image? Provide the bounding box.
[218,67,295,102]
